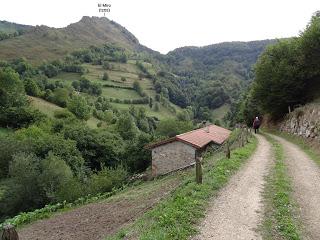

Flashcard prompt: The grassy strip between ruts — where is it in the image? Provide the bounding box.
[267,130,320,166]
[261,134,301,240]
[106,135,258,240]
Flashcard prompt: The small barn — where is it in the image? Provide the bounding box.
[147,124,231,176]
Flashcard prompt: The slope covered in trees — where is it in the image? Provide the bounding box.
[232,12,320,124]
[152,40,275,119]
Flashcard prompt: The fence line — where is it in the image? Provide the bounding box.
[196,127,253,184]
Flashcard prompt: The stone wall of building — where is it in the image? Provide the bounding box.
[279,103,320,140]
[152,141,196,176]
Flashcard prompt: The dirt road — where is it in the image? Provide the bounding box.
[194,134,272,240]
[271,135,320,240]
[18,175,181,240]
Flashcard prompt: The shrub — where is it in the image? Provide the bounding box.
[54,109,74,119]
[88,166,128,195]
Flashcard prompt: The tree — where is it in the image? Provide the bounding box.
[102,72,109,80]
[39,152,73,202]
[154,102,160,112]
[156,119,193,137]
[133,81,143,95]
[4,153,43,215]
[103,61,110,70]
[116,113,138,140]
[62,125,124,169]
[252,39,305,118]
[0,68,28,108]
[67,95,92,120]
[52,88,69,107]
[72,80,80,91]
[24,78,41,97]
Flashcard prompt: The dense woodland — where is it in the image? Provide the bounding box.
[230,12,320,125]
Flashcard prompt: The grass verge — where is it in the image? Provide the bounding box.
[267,130,320,166]
[261,134,301,240]
[107,135,258,240]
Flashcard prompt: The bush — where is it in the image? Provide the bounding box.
[0,107,45,129]
[54,109,74,119]
[88,166,128,195]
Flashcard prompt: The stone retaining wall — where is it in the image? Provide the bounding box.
[279,103,320,140]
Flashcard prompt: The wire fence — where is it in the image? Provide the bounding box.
[196,126,253,184]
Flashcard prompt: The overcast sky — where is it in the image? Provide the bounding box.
[0,0,319,53]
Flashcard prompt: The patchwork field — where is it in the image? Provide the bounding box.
[49,60,179,120]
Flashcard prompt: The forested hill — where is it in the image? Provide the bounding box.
[152,40,275,119]
[167,40,275,76]
[232,12,320,125]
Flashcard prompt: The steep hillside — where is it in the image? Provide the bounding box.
[152,40,275,120]
[167,40,275,75]
[0,17,149,64]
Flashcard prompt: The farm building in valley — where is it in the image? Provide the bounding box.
[147,124,231,176]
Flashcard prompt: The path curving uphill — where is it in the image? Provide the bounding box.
[271,134,320,240]
[194,134,272,240]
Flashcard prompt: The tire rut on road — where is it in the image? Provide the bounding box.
[193,134,272,240]
[271,134,320,240]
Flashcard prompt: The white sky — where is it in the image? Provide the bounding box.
[0,0,319,53]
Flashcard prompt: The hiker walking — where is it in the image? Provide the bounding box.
[253,116,261,134]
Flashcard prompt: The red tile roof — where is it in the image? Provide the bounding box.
[146,124,231,149]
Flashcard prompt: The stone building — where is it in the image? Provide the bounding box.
[146,124,231,176]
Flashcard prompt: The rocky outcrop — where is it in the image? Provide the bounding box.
[279,103,320,140]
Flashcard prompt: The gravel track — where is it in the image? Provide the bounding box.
[194,134,272,240]
[271,134,320,240]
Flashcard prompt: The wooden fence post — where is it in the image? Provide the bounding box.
[195,156,203,184]
[1,224,19,240]
[226,142,230,159]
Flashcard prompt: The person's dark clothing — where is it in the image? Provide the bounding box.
[253,118,260,134]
